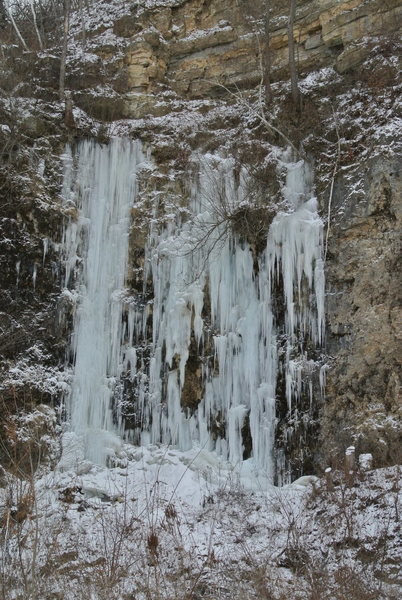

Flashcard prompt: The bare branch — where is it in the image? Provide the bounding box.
[324,107,341,262]
[30,0,43,50]
[204,79,300,156]
[5,0,29,51]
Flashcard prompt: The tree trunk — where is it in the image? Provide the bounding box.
[64,91,75,128]
[59,0,70,102]
[288,0,300,111]
[30,0,43,50]
[79,0,86,48]
[263,0,271,106]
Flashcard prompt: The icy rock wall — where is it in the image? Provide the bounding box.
[132,154,325,483]
[61,138,144,465]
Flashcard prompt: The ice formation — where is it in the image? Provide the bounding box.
[61,140,325,481]
[61,138,144,465]
[134,153,325,483]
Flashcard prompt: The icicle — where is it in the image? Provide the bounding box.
[125,347,137,382]
[319,363,328,398]
[37,159,45,178]
[16,261,20,287]
[42,238,48,265]
[32,264,37,289]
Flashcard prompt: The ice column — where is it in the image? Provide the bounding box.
[266,159,325,414]
[61,138,143,465]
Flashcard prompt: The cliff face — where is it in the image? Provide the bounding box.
[68,0,402,116]
[0,0,400,475]
[324,154,401,465]
[0,120,67,471]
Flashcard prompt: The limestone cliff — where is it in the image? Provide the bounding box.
[66,0,402,116]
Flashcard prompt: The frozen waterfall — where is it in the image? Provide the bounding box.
[60,139,325,482]
[130,153,325,483]
[61,138,144,465]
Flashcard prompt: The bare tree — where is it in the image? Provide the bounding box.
[262,0,272,106]
[245,0,299,111]
[288,0,300,110]
[59,0,70,101]
[78,0,86,48]
[64,89,75,127]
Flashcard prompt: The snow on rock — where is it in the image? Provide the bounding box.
[287,475,319,488]
[359,452,374,470]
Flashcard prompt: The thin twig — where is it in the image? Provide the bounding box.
[324,107,341,262]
